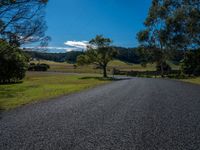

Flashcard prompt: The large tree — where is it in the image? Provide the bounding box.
[137,0,200,76]
[77,35,117,77]
[0,0,49,46]
[137,0,172,77]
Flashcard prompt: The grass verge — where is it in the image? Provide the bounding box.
[0,72,111,110]
[180,77,200,85]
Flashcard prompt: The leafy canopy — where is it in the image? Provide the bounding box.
[137,0,200,77]
[0,0,49,46]
[77,35,117,77]
[138,0,200,50]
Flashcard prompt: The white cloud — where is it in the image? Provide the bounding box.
[23,40,90,53]
[64,41,89,50]
[24,46,78,52]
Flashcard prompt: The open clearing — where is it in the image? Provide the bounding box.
[0,72,110,110]
[31,60,200,85]
[32,59,180,73]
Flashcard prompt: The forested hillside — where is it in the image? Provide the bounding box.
[25,51,83,63]
[25,47,184,64]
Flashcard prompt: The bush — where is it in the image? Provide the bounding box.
[28,63,50,71]
[0,41,28,83]
[181,50,200,76]
[40,63,50,69]
[193,66,200,76]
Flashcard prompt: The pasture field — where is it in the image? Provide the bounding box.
[29,60,200,86]
[0,72,111,110]
[32,60,180,74]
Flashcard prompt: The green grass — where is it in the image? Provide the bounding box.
[32,60,102,73]
[0,72,111,110]
[108,60,157,71]
[32,59,180,74]
[180,77,200,85]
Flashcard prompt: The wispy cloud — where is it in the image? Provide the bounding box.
[24,46,76,52]
[64,41,89,50]
[23,40,90,53]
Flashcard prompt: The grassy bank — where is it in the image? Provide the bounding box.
[180,77,200,85]
[0,72,111,110]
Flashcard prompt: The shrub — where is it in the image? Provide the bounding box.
[181,50,200,76]
[28,63,50,71]
[0,41,28,83]
[40,63,50,69]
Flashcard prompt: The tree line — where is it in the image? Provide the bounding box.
[25,47,184,64]
[25,51,84,63]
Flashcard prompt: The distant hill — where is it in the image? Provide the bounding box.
[25,51,83,63]
[114,47,141,64]
[25,47,184,64]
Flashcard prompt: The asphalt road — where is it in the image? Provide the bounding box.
[1,78,200,150]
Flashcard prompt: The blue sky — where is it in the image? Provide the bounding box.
[33,0,152,52]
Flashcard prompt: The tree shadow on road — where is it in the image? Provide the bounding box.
[0,103,3,120]
[79,76,132,81]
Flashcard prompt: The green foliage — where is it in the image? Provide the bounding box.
[139,0,200,50]
[137,0,170,49]
[65,51,84,63]
[166,1,200,50]
[77,55,90,65]
[137,0,173,77]
[137,0,199,77]
[77,35,117,77]
[137,30,149,46]
[89,35,112,47]
[28,63,50,71]
[25,51,84,63]
[0,0,49,45]
[181,50,200,76]
[114,47,141,64]
[137,47,169,77]
[0,41,28,83]
[25,47,183,65]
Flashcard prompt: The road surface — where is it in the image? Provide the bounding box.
[1,78,200,150]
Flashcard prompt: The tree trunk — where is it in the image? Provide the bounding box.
[103,65,107,78]
[160,44,165,78]
[161,62,164,78]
